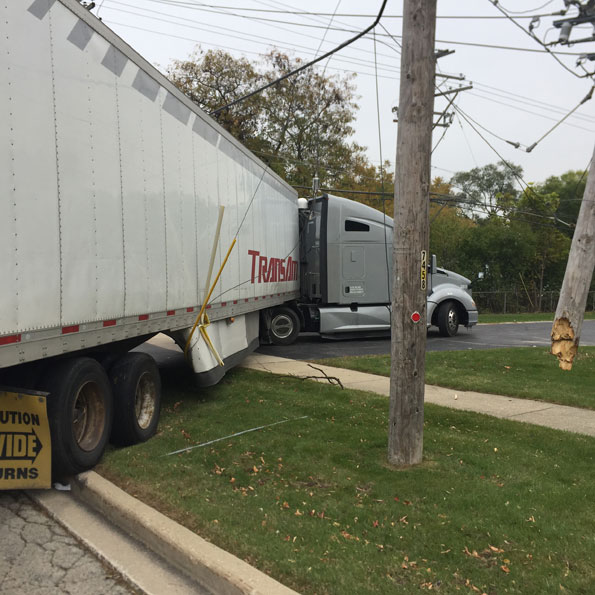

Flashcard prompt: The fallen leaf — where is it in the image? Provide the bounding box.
[501,565,510,574]
[464,546,481,559]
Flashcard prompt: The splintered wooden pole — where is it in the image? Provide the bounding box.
[551,144,595,370]
[389,0,437,466]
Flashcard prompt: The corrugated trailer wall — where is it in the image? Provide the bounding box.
[0,0,299,344]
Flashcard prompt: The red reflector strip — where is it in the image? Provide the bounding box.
[167,310,175,316]
[221,302,227,307]
[103,320,116,327]
[62,325,79,334]
[233,300,238,304]
[187,307,194,312]
[138,314,149,321]
[0,334,21,346]
[206,305,212,309]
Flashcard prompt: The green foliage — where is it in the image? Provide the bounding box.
[535,169,586,236]
[431,164,587,307]
[429,177,475,272]
[450,161,523,217]
[167,47,376,190]
[512,186,571,307]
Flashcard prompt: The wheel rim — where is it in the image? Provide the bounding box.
[135,372,157,430]
[72,381,105,452]
[448,308,458,332]
[271,314,294,339]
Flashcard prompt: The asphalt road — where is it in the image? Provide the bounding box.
[256,320,595,360]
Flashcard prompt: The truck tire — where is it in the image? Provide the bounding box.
[109,353,161,446]
[437,300,460,337]
[42,357,113,478]
[270,306,300,345]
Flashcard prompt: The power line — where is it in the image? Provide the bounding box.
[471,81,595,125]
[487,0,594,80]
[105,0,595,128]
[100,1,404,76]
[496,0,556,14]
[524,85,595,152]
[99,0,586,55]
[104,19,405,83]
[210,0,388,114]
[467,90,595,133]
[111,1,562,20]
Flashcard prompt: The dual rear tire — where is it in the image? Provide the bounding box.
[41,352,161,479]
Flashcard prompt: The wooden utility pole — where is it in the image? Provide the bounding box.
[389,0,437,466]
[551,144,595,370]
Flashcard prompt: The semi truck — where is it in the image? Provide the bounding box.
[262,193,477,346]
[0,0,477,487]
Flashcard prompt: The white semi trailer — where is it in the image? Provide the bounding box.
[1,0,477,485]
[1,0,301,481]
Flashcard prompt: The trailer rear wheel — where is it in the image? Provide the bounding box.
[109,353,161,446]
[270,307,300,345]
[437,300,460,337]
[43,358,113,478]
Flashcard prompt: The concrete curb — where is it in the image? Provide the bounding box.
[71,471,299,595]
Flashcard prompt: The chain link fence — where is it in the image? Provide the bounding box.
[472,290,595,314]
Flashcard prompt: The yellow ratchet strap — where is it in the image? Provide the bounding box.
[184,238,237,360]
[198,313,224,367]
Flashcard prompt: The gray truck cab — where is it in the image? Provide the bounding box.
[286,194,478,341]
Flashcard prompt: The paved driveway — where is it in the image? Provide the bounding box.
[256,320,595,360]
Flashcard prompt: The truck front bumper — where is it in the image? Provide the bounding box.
[466,309,479,328]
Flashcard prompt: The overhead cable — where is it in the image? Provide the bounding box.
[210,0,388,115]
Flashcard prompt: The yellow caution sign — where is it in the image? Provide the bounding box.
[0,390,51,489]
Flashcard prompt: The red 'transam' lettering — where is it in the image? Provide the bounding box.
[247,250,298,283]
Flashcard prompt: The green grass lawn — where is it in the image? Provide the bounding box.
[316,347,595,410]
[478,312,595,324]
[98,367,595,594]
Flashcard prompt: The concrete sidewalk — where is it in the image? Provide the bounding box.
[241,353,595,438]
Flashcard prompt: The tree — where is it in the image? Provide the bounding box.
[450,161,523,217]
[457,217,536,293]
[167,48,368,189]
[535,169,587,236]
[427,177,474,270]
[168,49,264,150]
[513,187,571,311]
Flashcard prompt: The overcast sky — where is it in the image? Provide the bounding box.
[93,0,595,187]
